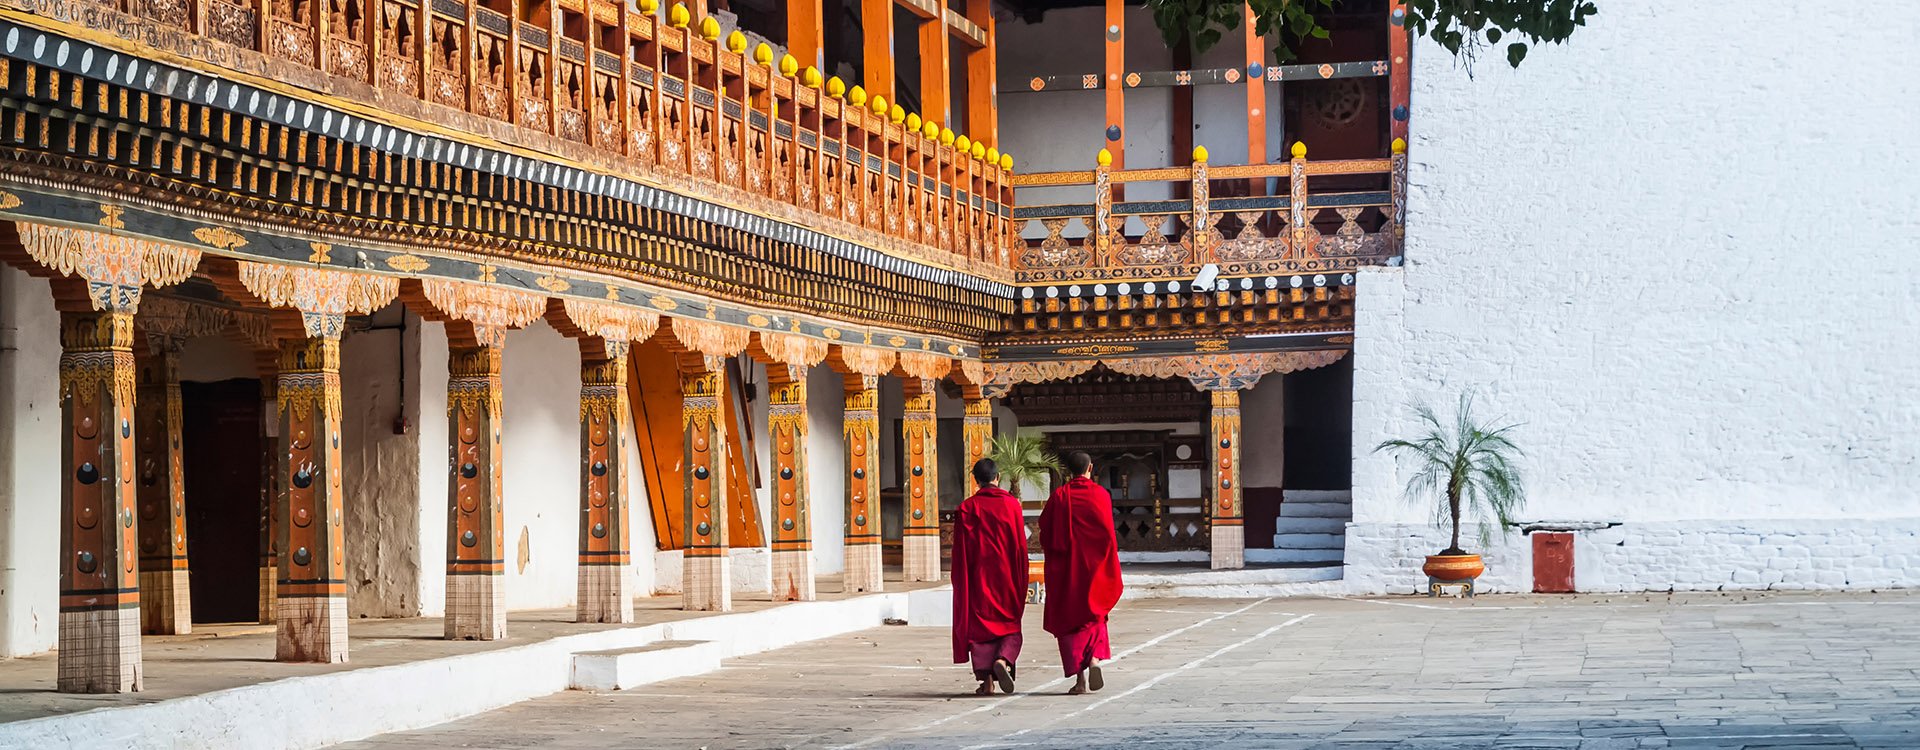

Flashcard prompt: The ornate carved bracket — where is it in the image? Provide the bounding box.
[895,351,953,381]
[829,344,897,378]
[238,261,400,338]
[15,223,201,311]
[984,350,1347,395]
[558,298,661,359]
[418,279,545,347]
[752,330,831,368]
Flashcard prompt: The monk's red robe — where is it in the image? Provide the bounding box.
[951,485,1030,675]
[1040,476,1123,676]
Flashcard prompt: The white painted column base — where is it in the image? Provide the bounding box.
[138,569,192,635]
[902,535,940,582]
[770,548,817,601]
[576,564,633,623]
[276,595,347,663]
[57,607,143,693]
[682,552,732,611]
[1210,525,1245,570]
[844,542,884,593]
[445,573,507,640]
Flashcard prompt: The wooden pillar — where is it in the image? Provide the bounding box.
[766,365,816,601]
[1207,389,1244,570]
[275,333,350,662]
[788,0,825,71]
[576,346,635,623]
[964,0,997,144]
[680,361,732,611]
[1243,2,1266,194]
[918,15,951,128]
[1102,0,1125,170]
[842,374,883,592]
[962,390,992,470]
[1388,0,1410,144]
[135,336,191,635]
[258,373,278,625]
[446,344,507,640]
[57,310,144,692]
[860,0,894,100]
[900,378,939,582]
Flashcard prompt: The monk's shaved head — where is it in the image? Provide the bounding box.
[1066,451,1093,477]
[972,458,998,486]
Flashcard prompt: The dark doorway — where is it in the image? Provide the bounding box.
[182,378,264,624]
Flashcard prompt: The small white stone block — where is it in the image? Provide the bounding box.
[570,641,724,692]
[905,586,953,627]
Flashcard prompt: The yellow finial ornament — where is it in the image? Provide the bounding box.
[939,127,955,146]
[870,95,887,116]
[889,104,906,124]
[1391,137,1407,154]
[847,85,866,107]
[999,153,1013,171]
[725,30,746,52]
[1096,148,1113,167]
[779,54,799,77]
[955,134,971,153]
[922,119,939,139]
[669,3,689,28]
[754,42,773,65]
[639,0,657,12]
[700,16,720,40]
[802,66,822,88]
[1191,145,1208,163]
[970,141,986,160]
[986,146,999,164]
[1290,140,1307,159]
[905,112,922,131]
[827,76,846,99]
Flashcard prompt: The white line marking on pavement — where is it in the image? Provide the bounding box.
[1320,595,1920,611]
[988,613,1315,745]
[828,597,1275,750]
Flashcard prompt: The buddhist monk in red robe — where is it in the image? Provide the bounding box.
[1040,451,1123,694]
[951,458,1030,696]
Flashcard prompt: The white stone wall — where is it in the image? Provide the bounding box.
[0,267,59,657]
[806,364,847,574]
[1349,1,1920,591]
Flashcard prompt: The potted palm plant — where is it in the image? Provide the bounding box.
[987,433,1062,500]
[1374,393,1525,585]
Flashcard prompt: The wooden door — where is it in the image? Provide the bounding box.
[181,379,264,623]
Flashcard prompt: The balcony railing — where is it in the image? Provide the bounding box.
[87,0,1014,280]
[1010,142,1406,285]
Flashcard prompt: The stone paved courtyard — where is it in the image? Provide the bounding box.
[342,592,1920,749]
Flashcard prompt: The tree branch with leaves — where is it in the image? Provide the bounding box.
[1144,0,1597,68]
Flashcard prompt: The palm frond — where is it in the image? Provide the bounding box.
[1373,390,1528,554]
[987,433,1061,495]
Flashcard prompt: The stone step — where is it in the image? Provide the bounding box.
[1281,490,1352,504]
[1277,502,1353,520]
[570,640,723,692]
[1273,517,1348,535]
[1245,547,1347,565]
[1273,532,1346,550]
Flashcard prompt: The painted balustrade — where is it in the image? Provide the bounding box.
[97,0,1016,280]
[1009,140,1409,285]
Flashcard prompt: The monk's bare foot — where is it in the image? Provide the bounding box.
[1088,660,1105,692]
[975,681,994,696]
[991,659,1016,694]
[1068,673,1088,695]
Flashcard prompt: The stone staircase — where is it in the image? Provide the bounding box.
[1259,490,1352,565]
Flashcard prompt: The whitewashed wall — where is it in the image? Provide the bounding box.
[806,364,847,574]
[1350,1,1920,592]
[0,267,59,656]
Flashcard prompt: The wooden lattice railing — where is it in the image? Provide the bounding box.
[1010,142,1407,285]
[94,0,1015,280]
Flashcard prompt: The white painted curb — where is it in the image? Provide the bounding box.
[0,592,913,750]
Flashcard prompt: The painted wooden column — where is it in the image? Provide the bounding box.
[134,336,191,635]
[680,360,732,611]
[842,373,884,593]
[918,13,951,127]
[964,0,998,145]
[1103,0,1125,171]
[57,309,145,692]
[860,0,894,100]
[962,389,992,471]
[446,344,507,639]
[788,0,824,71]
[900,378,940,582]
[275,331,351,662]
[1207,389,1244,570]
[766,364,817,601]
[576,346,634,623]
[1242,2,1267,195]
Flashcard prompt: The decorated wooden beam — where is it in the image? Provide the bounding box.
[1017,60,1387,92]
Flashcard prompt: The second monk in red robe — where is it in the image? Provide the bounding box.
[1040,451,1123,694]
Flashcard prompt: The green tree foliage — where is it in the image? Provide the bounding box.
[1143,0,1597,68]
[986,433,1063,497]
